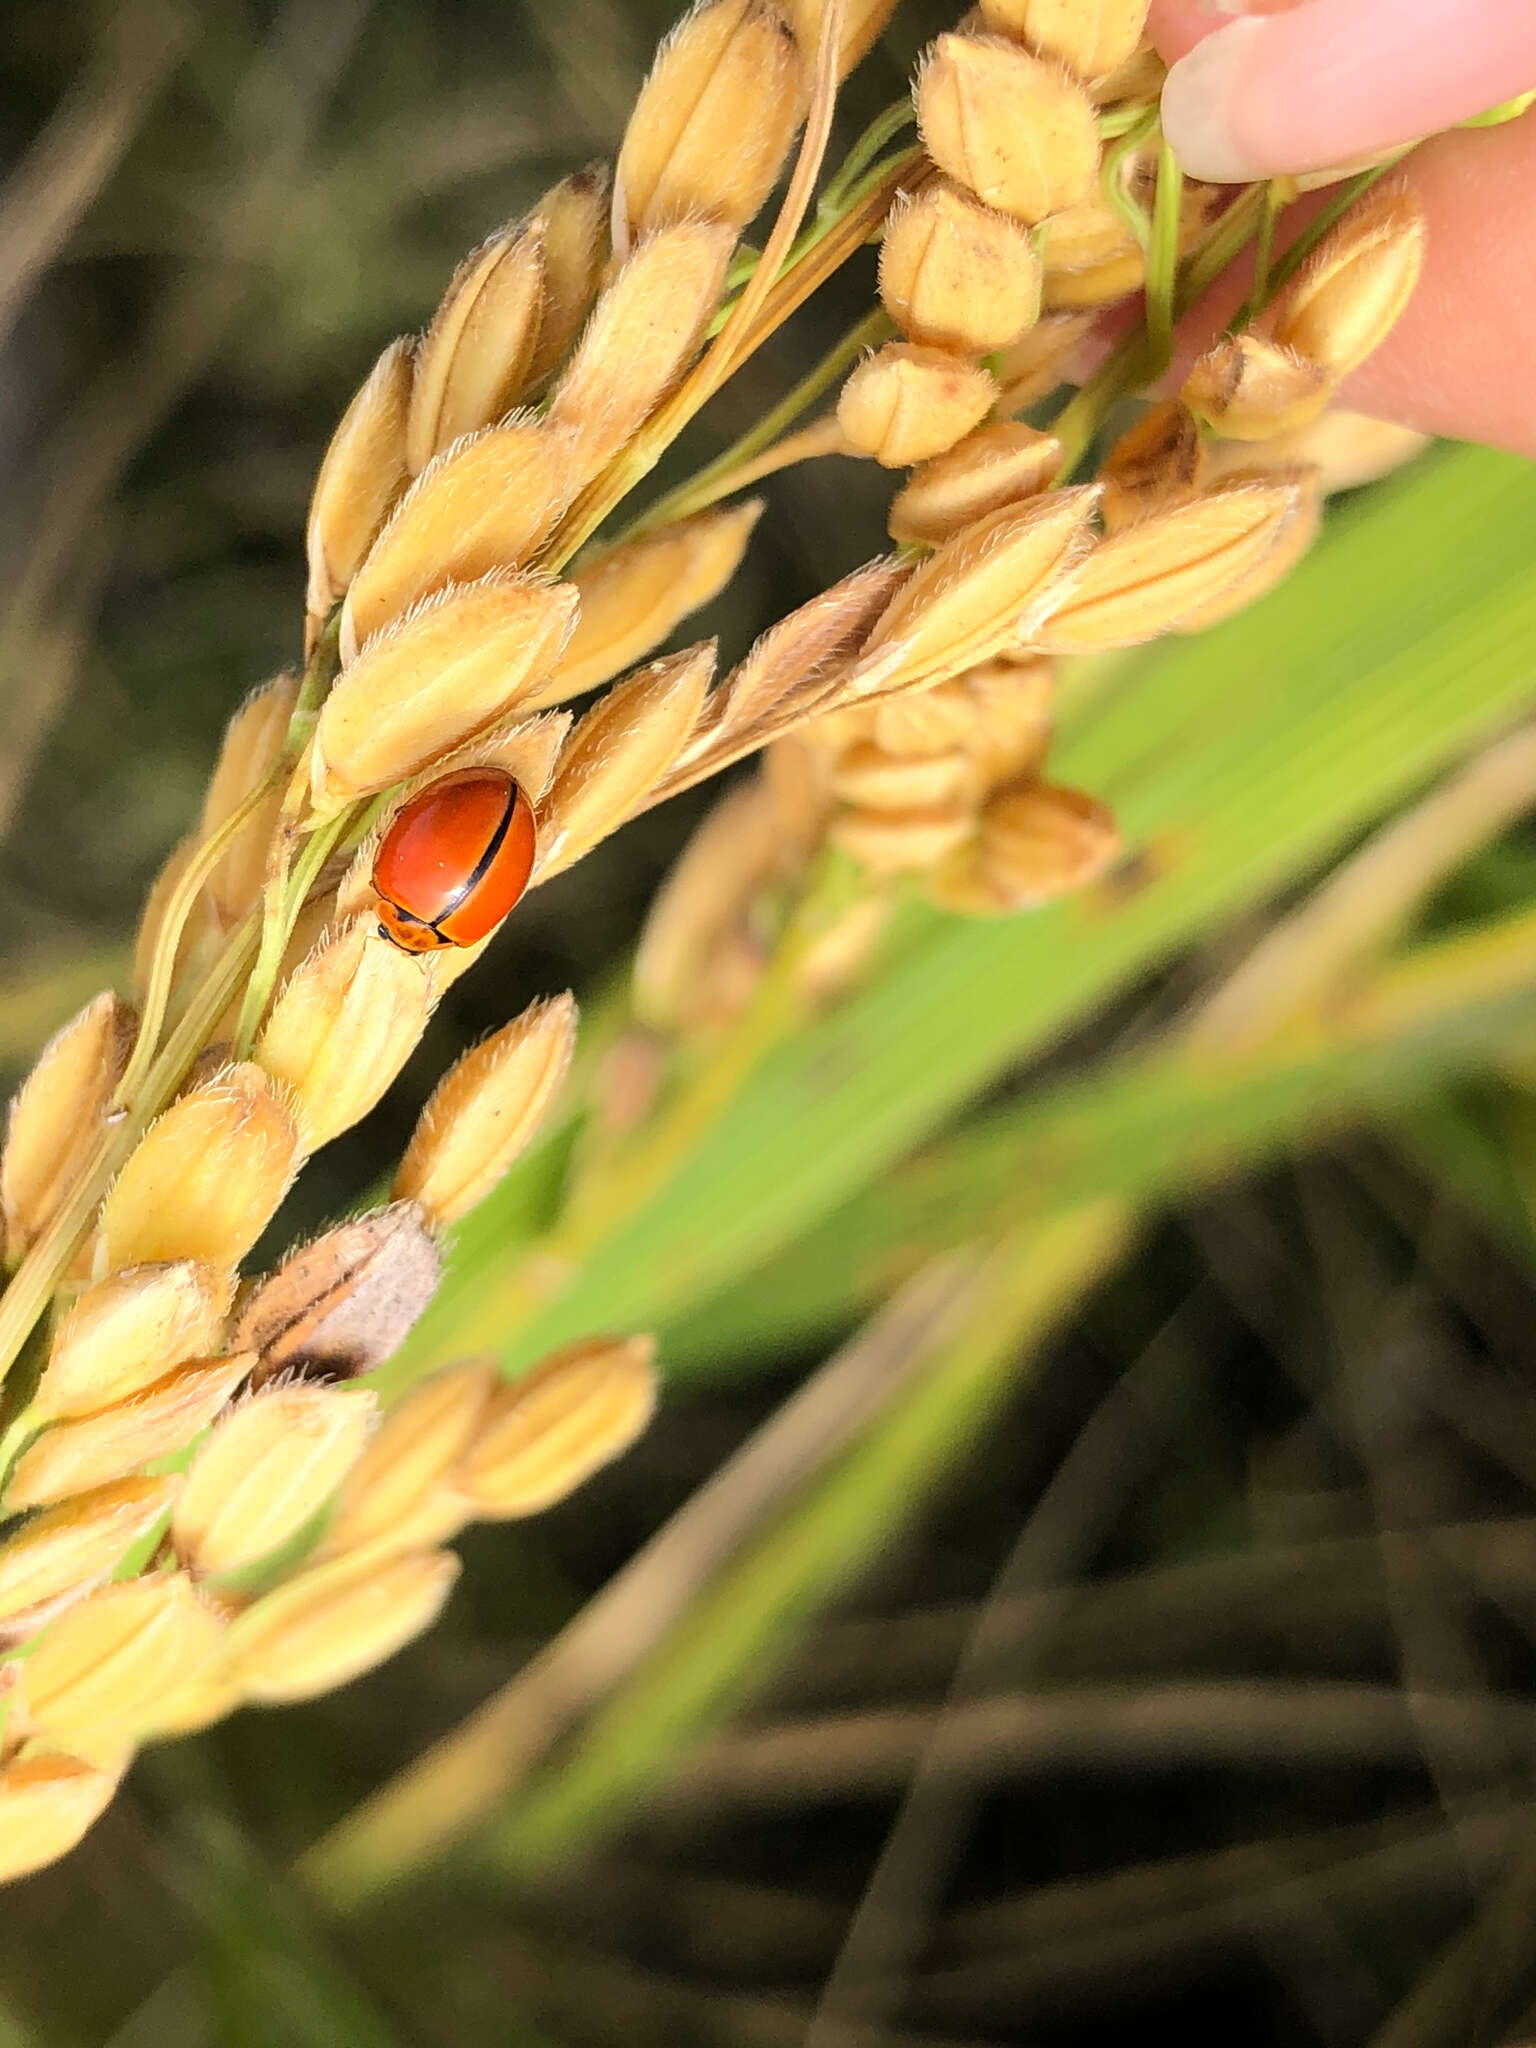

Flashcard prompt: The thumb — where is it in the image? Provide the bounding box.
[1152,0,1536,184]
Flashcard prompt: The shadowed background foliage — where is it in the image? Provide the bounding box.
[4,4,1536,2045]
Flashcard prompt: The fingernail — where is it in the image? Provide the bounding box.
[1160,16,1270,183]
[1193,1,1309,15]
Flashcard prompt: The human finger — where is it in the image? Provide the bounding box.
[1157,111,1536,456]
[1150,0,1536,184]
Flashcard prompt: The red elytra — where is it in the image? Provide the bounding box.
[372,768,537,954]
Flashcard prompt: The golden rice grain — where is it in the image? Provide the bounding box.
[1038,194,1139,276]
[1040,245,1146,309]
[836,341,998,467]
[310,572,579,812]
[1098,400,1205,533]
[859,488,1097,692]
[962,656,1058,785]
[978,0,1148,79]
[633,776,801,1031]
[828,802,976,873]
[424,224,549,457]
[531,501,762,706]
[978,777,1120,904]
[1271,178,1426,379]
[393,994,578,1230]
[708,560,910,738]
[20,1572,222,1743]
[171,1383,376,1578]
[1172,470,1323,631]
[340,420,575,655]
[781,0,899,77]
[7,1355,253,1509]
[538,644,715,875]
[870,679,987,757]
[525,166,611,389]
[137,1669,240,1740]
[887,421,1062,546]
[95,1064,302,1274]
[33,1261,232,1421]
[304,336,413,646]
[829,742,977,812]
[255,919,437,1149]
[545,218,736,490]
[1182,334,1334,442]
[319,1361,496,1562]
[406,222,545,475]
[228,1548,460,1702]
[879,182,1041,354]
[457,1335,658,1518]
[992,309,1096,410]
[0,1476,182,1621]
[198,674,301,931]
[1031,479,1307,653]
[2,991,136,1265]
[1199,407,1431,496]
[0,1753,121,1882]
[917,35,1100,226]
[613,0,805,249]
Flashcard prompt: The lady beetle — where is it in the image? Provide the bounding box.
[372,767,536,954]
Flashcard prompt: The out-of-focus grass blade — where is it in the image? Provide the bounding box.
[108,1802,563,2048]
[399,444,1536,1377]
[1390,1087,1536,1270]
[485,1209,1127,1876]
[664,905,1536,1368]
[0,1999,37,2048]
[162,1810,410,2048]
